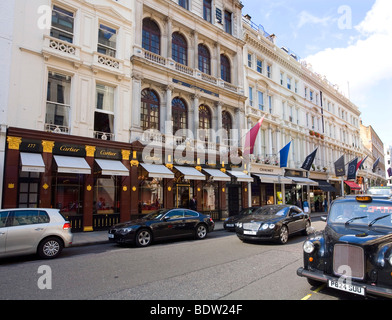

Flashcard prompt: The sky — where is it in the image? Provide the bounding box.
[241,0,392,148]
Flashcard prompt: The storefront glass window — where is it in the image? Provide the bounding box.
[139,179,163,213]
[54,174,83,216]
[94,177,119,214]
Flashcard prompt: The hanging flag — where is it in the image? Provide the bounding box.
[347,157,358,180]
[243,116,265,157]
[334,155,345,177]
[301,148,318,171]
[279,141,292,168]
[388,167,392,177]
[356,155,368,171]
[372,157,380,173]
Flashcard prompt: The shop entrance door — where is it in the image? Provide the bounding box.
[175,184,193,208]
[228,185,240,216]
[18,172,40,208]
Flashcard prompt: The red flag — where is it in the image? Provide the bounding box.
[243,116,265,156]
[356,156,368,171]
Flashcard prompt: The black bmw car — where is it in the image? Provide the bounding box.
[108,208,214,247]
[297,195,392,299]
[236,205,311,244]
[224,207,261,231]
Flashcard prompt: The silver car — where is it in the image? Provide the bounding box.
[0,208,73,259]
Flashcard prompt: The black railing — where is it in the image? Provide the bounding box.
[66,214,120,232]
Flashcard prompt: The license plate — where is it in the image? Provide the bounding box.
[108,233,114,239]
[244,230,257,235]
[226,224,234,227]
[328,280,365,296]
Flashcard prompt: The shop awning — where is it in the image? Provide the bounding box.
[253,174,292,184]
[288,177,318,186]
[95,159,129,176]
[54,155,91,174]
[203,169,231,182]
[315,180,337,192]
[174,166,205,180]
[345,180,361,190]
[140,163,174,179]
[20,152,45,173]
[227,170,254,183]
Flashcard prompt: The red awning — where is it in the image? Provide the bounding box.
[344,181,361,190]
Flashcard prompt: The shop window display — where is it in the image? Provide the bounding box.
[94,176,119,214]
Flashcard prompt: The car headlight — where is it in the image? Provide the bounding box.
[303,240,315,254]
[269,224,275,229]
[236,222,242,228]
[389,255,392,266]
[261,224,269,230]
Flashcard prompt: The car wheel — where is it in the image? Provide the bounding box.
[278,225,289,244]
[37,237,63,259]
[136,229,152,247]
[195,224,208,240]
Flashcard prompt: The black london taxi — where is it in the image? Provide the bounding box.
[297,195,392,299]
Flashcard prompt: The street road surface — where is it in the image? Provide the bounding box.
[0,219,368,300]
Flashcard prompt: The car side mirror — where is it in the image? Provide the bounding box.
[321,216,327,222]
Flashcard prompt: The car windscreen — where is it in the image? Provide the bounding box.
[254,206,288,216]
[328,201,392,228]
[144,209,168,220]
[368,188,392,196]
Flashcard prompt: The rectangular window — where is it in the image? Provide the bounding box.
[248,53,252,68]
[224,10,232,34]
[179,0,189,10]
[95,84,114,138]
[267,65,272,78]
[45,72,71,131]
[257,91,264,111]
[287,77,291,90]
[249,87,253,107]
[203,0,212,23]
[280,72,284,85]
[268,96,272,113]
[51,5,74,43]
[98,24,117,57]
[257,59,263,73]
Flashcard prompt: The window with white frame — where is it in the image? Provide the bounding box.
[268,95,273,113]
[247,53,252,68]
[249,87,253,106]
[257,59,263,73]
[287,77,291,90]
[98,24,117,57]
[267,64,272,78]
[46,72,71,132]
[94,84,115,139]
[51,5,74,43]
[257,91,264,111]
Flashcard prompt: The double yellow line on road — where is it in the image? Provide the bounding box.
[301,284,326,300]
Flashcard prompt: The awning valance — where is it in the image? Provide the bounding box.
[95,159,129,176]
[174,166,205,180]
[20,152,45,173]
[203,169,231,182]
[253,174,292,184]
[288,177,318,186]
[54,155,91,174]
[140,163,175,179]
[227,170,254,183]
[345,180,361,190]
[315,180,337,192]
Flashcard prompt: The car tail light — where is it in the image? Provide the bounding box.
[63,222,71,230]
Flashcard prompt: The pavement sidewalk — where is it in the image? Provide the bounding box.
[71,211,326,247]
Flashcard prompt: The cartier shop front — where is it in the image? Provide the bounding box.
[2,127,139,232]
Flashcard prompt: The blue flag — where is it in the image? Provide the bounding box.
[280,141,292,168]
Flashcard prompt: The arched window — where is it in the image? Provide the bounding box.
[172,32,187,66]
[220,54,231,83]
[198,44,210,75]
[222,111,232,142]
[172,97,188,134]
[141,89,160,130]
[199,105,211,141]
[142,18,160,55]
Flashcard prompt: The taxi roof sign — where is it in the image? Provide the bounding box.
[356,195,372,202]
